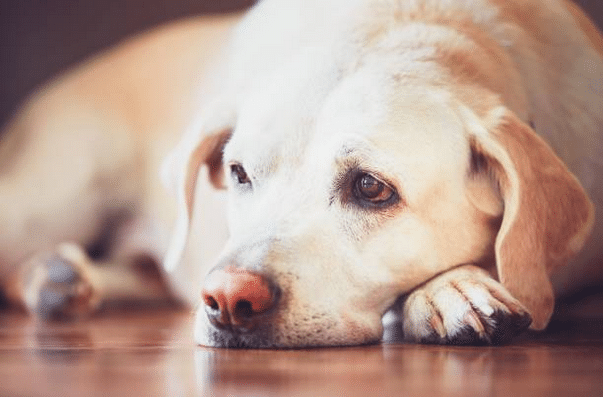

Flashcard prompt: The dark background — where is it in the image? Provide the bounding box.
[0,0,254,129]
[0,0,600,129]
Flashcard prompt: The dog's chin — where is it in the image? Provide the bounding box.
[201,327,279,349]
[194,311,383,349]
[198,328,382,349]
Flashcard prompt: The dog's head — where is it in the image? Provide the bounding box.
[163,9,594,348]
[165,85,592,348]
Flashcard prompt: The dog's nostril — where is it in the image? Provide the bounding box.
[204,295,219,311]
[234,299,254,319]
[202,266,278,330]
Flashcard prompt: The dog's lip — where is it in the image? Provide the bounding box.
[206,325,277,349]
[205,328,382,349]
[204,315,384,349]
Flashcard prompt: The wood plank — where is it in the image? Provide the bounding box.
[0,302,602,397]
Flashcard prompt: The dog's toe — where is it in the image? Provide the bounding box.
[22,245,100,321]
[46,257,80,284]
[401,265,532,345]
[35,274,96,321]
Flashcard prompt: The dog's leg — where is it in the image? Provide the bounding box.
[386,265,532,345]
[7,219,175,320]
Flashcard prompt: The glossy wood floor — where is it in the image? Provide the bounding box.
[1,295,602,397]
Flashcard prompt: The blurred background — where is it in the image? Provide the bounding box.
[0,0,601,129]
[0,0,254,130]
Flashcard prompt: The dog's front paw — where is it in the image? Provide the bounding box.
[402,265,532,345]
[22,244,101,320]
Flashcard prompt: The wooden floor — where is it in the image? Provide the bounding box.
[1,295,603,397]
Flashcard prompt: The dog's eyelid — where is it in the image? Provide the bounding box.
[334,166,403,211]
[354,172,399,205]
[229,162,253,187]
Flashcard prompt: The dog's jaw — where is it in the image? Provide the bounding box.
[186,0,578,347]
[193,288,386,348]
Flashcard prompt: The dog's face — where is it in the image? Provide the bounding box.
[187,61,506,347]
[163,5,593,348]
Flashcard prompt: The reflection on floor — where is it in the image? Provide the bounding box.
[0,291,602,397]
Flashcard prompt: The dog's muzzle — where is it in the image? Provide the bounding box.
[201,266,280,340]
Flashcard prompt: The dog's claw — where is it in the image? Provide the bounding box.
[400,266,532,345]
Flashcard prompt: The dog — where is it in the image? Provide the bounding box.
[0,13,240,316]
[1,0,603,349]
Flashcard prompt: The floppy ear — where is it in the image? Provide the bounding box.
[466,107,594,330]
[162,122,232,273]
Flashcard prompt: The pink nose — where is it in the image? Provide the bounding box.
[202,267,277,330]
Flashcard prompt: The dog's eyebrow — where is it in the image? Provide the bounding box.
[334,137,364,155]
[333,140,374,168]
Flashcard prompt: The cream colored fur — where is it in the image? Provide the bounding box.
[1,0,602,347]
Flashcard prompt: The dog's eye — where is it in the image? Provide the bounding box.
[353,173,396,206]
[230,163,251,185]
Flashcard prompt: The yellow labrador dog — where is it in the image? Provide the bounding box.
[1,0,602,348]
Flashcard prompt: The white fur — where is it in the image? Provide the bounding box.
[1,0,601,347]
[169,0,603,347]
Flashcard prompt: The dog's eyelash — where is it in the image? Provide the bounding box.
[230,163,252,186]
[352,172,399,209]
[354,173,394,202]
[332,168,401,211]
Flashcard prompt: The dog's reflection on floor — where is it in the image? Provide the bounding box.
[192,345,555,396]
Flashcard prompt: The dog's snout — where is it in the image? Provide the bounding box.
[202,266,278,331]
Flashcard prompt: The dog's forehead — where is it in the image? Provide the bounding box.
[225,58,392,159]
[224,47,345,170]
[225,51,468,188]
[315,67,469,172]
[316,77,469,195]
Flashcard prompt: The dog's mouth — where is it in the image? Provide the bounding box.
[204,327,382,349]
[205,326,279,349]
[197,263,387,349]
[200,309,384,349]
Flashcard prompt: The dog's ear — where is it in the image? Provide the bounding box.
[161,123,233,273]
[465,107,594,330]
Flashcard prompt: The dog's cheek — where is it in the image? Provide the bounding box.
[359,214,446,295]
[269,233,387,345]
[271,294,385,347]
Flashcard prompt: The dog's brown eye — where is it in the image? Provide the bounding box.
[354,173,395,205]
[231,164,251,185]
